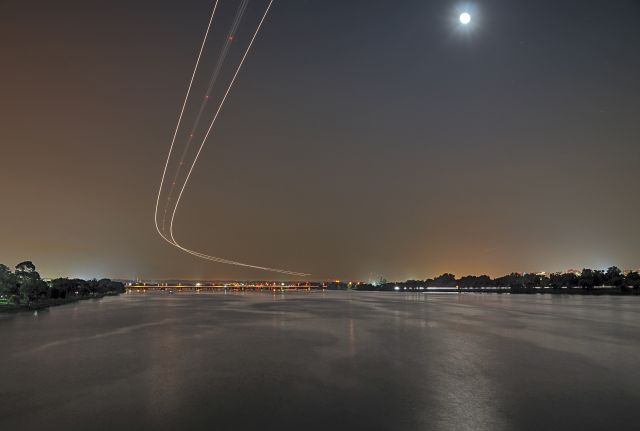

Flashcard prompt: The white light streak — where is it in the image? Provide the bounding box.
[155,0,310,277]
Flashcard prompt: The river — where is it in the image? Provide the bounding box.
[1,291,639,430]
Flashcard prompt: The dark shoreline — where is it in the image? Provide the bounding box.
[127,286,640,296]
[356,286,640,295]
[0,291,122,313]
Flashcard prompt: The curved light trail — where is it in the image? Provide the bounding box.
[161,0,250,232]
[155,0,310,277]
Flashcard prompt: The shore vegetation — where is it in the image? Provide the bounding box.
[0,261,125,311]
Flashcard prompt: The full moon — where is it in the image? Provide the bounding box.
[460,12,471,25]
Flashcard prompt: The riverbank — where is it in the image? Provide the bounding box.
[356,286,640,295]
[1,261,126,313]
[509,286,640,295]
[0,291,121,313]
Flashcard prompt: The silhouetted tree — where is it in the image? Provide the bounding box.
[579,269,596,290]
[459,275,493,288]
[511,273,525,288]
[594,270,605,287]
[549,273,563,289]
[13,262,47,304]
[523,273,545,289]
[625,271,640,290]
[15,261,41,279]
[430,273,457,287]
[0,264,19,303]
[562,273,579,288]
[605,266,624,288]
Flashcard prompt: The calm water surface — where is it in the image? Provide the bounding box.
[1,291,639,431]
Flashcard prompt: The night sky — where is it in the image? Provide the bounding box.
[1,0,639,281]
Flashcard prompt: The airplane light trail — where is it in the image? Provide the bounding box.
[154,0,310,277]
[160,0,250,232]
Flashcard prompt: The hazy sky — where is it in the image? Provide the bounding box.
[1,0,639,281]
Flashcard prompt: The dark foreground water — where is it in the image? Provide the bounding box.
[1,292,640,431]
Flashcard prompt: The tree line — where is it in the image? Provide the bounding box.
[0,261,125,306]
[353,266,640,293]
